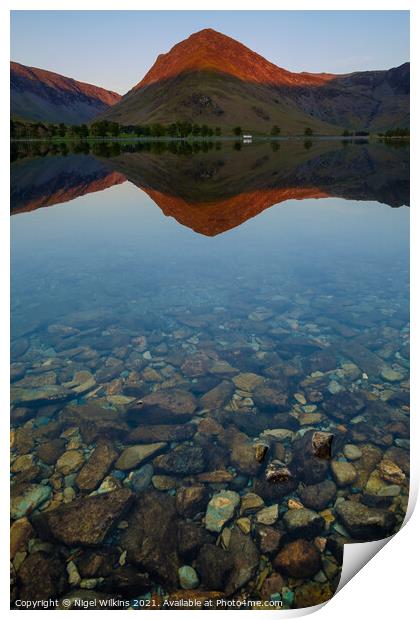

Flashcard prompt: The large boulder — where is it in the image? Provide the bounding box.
[126,389,197,424]
[31,488,134,546]
[17,552,67,602]
[121,491,180,589]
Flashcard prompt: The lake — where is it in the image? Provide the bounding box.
[10,139,410,609]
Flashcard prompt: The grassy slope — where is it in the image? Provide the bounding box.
[97,71,343,135]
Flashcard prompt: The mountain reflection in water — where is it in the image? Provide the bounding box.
[11,140,409,235]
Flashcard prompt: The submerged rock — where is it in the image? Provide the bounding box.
[274,539,321,578]
[127,423,195,443]
[299,480,337,511]
[10,517,34,558]
[75,441,119,492]
[121,491,180,589]
[115,443,167,471]
[283,508,325,538]
[225,525,259,594]
[31,488,134,546]
[17,552,68,602]
[335,500,396,540]
[127,389,197,424]
[205,490,240,533]
[56,449,85,475]
[255,525,283,556]
[11,483,52,519]
[178,565,199,589]
[253,383,288,412]
[177,521,214,561]
[196,544,234,590]
[312,432,334,459]
[331,461,357,487]
[199,380,234,410]
[176,485,209,518]
[37,438,66,465]
[153,445,205,475]
[76,548,119,578]
[291,431,330,485]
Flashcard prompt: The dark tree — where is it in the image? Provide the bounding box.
[304,127,313,136]
[270,125,281,136]
[233,126,242,136]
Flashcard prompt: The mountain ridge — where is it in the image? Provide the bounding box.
[132,28,336,91]
[11,61,122,124]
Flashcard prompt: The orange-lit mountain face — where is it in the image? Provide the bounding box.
[11,61,122,124]
[99,28,409,133]
[134,29,335,91]
[143,187,330,236]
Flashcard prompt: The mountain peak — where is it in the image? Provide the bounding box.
[133,28,335,91]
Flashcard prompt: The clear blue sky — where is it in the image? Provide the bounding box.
[11,10,409,94]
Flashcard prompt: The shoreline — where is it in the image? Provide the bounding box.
[10,135,409,144]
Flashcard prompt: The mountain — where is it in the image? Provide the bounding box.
[97,29,409,133]
[10,61,122,124]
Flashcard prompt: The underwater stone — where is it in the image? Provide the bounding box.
[205,490,240,533]
[178,565,199,589]
[11,483,52,519]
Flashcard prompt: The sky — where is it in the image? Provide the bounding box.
[10,10,410,94]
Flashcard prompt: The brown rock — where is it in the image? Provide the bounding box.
[10,518,34,558]
[127,423,195,443]
[261,573,285,600]
[177,522,214,561]
[56,449,85,475]
[253,383,288,412]
[75,442,119,492]
[153,445,205,475]
[195,544,234,590]
[121,491,180,589]
[255,525,283,556]
[378,459,406,484]
[37,438,66,465]
[31,488,134,547]
[176,486,209,517]
[199,381,234,410]
[225,526,259,594]
[17,552,67,601]
[127,389,197,424]
[274,539,321,578]
[312,431,334,459]
[76,548,119,578]
[115,443,167,471]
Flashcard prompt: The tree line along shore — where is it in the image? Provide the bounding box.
[10,118,410,141]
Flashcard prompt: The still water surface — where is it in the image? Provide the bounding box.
[10,140,409,609]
